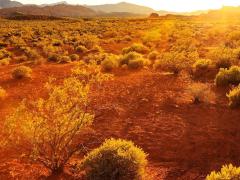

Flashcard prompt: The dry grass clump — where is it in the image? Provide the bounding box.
[227,85,240,108]
[187,83,215,104]
[81,138,147,180]
[12,66,32,79]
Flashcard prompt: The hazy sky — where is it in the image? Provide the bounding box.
[17,0,240,12]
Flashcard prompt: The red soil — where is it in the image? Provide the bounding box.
[0,64,240,179]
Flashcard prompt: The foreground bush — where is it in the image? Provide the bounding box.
[206,164,240,180]
[12,66,32,79]
[4,77,94,174]
[215,66,240,86]
[0,87,7,100]
[81,138,147,180]
[227,85,240,108]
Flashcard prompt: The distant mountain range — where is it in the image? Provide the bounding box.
[87,2,155,15]
[0,0,239,18]
[0,0,22,9]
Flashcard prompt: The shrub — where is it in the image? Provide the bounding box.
[69,54,79,61]
[58,55,71,63]
[101,54,119,72]
[206,164,240,180]
[208,47,236,69]
[119,52,142,66]
[122,43,150,54]
[128,58,145,69]
[148,51,159,61]
[215,66,240,86]
[227,85,240,108]
[12,66,32,79]
[48,53,60,62]
[119,52,149,69]
[52,39,62,46]
[153,51,190,74]
[81,138,147,180]
[72,61,113,85]
[76,45,88,53]
[0,87,7,100]
[193,59,212,71]
[4,77,94,174]
[0,58,10,66]
[187,83,215,104]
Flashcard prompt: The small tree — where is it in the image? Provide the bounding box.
[4,77,94,174]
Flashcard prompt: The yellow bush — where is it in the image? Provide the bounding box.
[227,85,240,108]
[206,164,240,180]
[215,66,240,86]
[81,138,147,180]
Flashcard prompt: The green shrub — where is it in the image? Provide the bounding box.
[227,85,240,108]
[0,87,7,100]
[12,66,32,79]
[101,54,119,72]
[69,54,79,61]
[76,45,88,53]
[81,138,147,180]
[122,43,150,54]
[215,66,240,86]
[206,164,240,180]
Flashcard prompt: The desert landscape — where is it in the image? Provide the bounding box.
[1,0,240,179]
